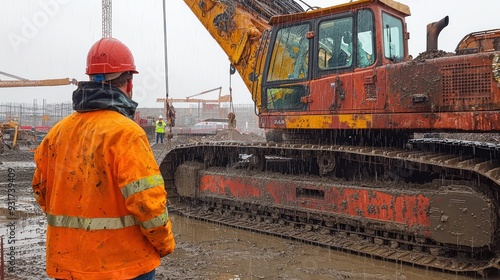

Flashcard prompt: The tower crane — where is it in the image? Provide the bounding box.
[102,0,112,38]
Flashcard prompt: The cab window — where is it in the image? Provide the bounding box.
[317,17,353,70]
[356,9,375,68]
[382,12,404,62]
[267,24,310,81]
[266,85,306,111]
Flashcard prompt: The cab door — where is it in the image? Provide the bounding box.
[310,14,354,114]
[310,9,386,113]
[350,9,383,112]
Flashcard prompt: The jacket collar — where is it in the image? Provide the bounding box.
[72,81,138,119]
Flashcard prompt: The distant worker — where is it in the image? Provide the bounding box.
[156,114,167,144]
[32,37,175,280]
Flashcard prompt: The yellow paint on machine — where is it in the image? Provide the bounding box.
[339,114,372,128]
[285,114,372,129]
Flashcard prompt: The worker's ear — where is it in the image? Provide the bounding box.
[126,79,133,94]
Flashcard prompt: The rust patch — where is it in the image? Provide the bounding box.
[198,170,431,234]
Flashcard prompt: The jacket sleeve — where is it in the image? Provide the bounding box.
[32,139,49,212]
[117,134,176,256]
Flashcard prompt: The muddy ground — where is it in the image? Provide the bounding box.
[1,131,500,279]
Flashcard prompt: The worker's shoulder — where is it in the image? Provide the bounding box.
[102,111,144,133]
[64,110,143,134]
[85,110,137,125]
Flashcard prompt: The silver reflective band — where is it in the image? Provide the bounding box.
[47,213,138,230]
[141,208,169,230]
[121,174,164,199]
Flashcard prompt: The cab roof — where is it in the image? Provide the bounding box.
[269,0,411,25]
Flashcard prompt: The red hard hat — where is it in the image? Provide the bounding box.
[86,38,138,75]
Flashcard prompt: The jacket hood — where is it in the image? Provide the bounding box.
[72,81,138,118]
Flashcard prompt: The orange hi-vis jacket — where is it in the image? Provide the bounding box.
[32,110,175,279]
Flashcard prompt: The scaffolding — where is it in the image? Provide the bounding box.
[0,100,73,127]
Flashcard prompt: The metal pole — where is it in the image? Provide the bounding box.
[162,0,169,102]
[162,0,172,147]
[33,99,37,127]
[1,235,4,280]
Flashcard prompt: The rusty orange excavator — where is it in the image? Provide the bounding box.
[162,0,500,275]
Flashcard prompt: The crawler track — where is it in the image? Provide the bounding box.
[161,139,500,276]
[169,201,500,276]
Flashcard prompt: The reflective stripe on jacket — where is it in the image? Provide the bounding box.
[155,120,166,133]
[32,110,175,280]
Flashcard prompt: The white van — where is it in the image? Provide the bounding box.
[189,120,228,135]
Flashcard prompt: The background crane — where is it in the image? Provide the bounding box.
[102,0,112,38]
[156,87,231,119]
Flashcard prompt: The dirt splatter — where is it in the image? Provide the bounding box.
[413,50,455,62]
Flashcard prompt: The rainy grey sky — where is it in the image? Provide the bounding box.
[1,0,499,108]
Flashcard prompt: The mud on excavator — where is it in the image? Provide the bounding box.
[161,0,500,275]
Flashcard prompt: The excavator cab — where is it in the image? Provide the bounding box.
[258,0,409,133]
[255,0,500,141]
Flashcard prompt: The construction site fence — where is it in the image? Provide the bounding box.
[0,101,73,128]
[1,101,262,134]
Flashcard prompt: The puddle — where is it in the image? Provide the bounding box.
[0,162,36,170]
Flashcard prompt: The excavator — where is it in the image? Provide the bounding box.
[161,0,500,275]
[0,119,37,152]
[0,119,21,152]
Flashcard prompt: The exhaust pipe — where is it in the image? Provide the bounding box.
[426,16,449,51]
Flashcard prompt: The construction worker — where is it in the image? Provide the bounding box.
[155,114,167,144]
[32,38,175,280]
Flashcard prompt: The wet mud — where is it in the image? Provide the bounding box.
[1,132,499,279]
